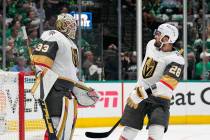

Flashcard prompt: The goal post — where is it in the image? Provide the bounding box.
[19,72,25,140]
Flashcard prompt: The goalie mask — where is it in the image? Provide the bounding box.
[154,23,179,48]
[56,13,77,39]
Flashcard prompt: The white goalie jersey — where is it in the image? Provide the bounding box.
[32,30,79,82]
[137,39,185,100]
[31,29,98,106]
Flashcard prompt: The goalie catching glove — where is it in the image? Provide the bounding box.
[127,86,148,109]
[72,81,99,106]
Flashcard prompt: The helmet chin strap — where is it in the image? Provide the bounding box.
[159,36,170,49]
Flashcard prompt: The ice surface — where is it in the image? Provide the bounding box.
[1,125,209,140]
[73,125,210,140]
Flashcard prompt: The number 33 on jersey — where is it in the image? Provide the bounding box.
[32,30,79,81]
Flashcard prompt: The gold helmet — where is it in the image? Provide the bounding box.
[55,13,77,39]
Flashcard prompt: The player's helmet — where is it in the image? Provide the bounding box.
[55,13,77,39]
[155,23,179,44]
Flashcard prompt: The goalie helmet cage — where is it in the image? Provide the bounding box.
[0,72,46,140]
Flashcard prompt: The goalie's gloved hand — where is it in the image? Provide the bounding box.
[34,65,46,78]
[127,86,148,109]
[72,86,99,107]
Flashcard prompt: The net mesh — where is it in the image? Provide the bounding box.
[0,89,6,134]
[0,72,46,140]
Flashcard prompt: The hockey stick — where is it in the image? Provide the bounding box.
[24,31,57,140]
[59,76,93,92]
[85,119,121,138]
[85,88,150,138]
[39,75,57,140]
[39,99,57,140]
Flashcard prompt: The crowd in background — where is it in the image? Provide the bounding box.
[0,0,210,80]
[141,0,210,80]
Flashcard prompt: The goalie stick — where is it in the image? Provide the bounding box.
[24,28,57,140]
[85,119,121,138]
[39,99,57,140]
[39,75,57,140]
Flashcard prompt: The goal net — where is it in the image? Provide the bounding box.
[0,72,46,140]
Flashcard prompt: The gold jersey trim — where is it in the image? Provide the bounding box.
[160,75,178,90]
[32,55,53,68]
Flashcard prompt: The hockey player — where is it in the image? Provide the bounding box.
[31,13,98,140]
[119,23,185,140]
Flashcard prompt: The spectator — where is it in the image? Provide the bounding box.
[122,52,130,79]
[206,24,210,51]
[193,38,203,62]
[126,51,137,80]
[194,51,210,80]
[44,16,56,30]
[143,0,161,17]
[6,20,22,38]
[6,38,16,68]
[35,1,46,22]
[9,56,31,72]
[27,9,40,28]
[18,2,33,26]
[6,0,18,18]
[193,9,207,37]
[187,45,196,79]
[7,20,29,58]
[122,51,137,80]
[45,0,60,20]
[60,6,69,14]
[27,26,39,49]
[104,44,118,80]
[82,51,101,80]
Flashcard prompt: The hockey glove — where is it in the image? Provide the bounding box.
[72,83,99,106]
[127,86,148,109]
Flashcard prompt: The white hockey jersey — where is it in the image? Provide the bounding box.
[137,39,185,100]
[32,30,79,82]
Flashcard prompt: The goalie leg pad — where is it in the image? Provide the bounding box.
[56,97,77,140]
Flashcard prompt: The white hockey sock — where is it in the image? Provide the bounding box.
[148,125,164,140]
[121,126,139,140]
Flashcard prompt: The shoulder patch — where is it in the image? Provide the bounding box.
[48,30,56,36]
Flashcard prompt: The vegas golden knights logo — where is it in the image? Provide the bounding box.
[71,48,79,67]
[142,57,158,78]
